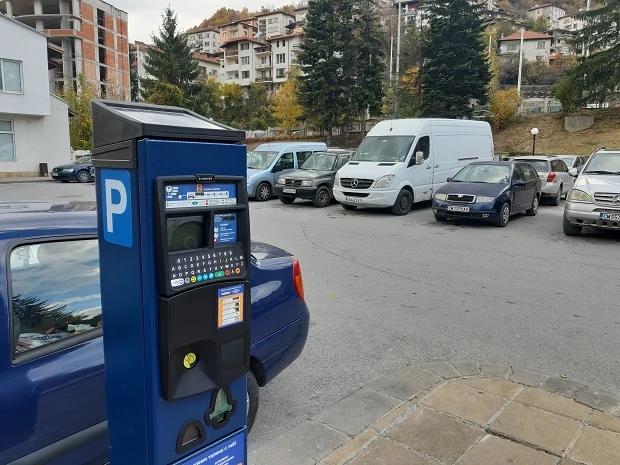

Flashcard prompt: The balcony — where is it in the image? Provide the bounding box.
[256,62,272,70]
[225,49,239,57]
[256,76,273,82]
[255,47,272,55]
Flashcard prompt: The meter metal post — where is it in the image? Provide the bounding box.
[92,100,250,465]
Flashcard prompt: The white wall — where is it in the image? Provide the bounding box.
[500,39,551,62]
[0,16,51,116]
[0,95,71,175]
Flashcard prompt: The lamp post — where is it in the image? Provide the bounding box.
[531,127,539,156]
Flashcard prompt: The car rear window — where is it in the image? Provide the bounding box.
[10,239,101,356]
[519,160,549,174]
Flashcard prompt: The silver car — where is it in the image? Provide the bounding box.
[558,155,588,174]
[563,148,620,236]
[513,156,574,206]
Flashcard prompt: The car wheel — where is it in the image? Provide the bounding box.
[434,213,447,222]
[550,186,562,206]
[526,195,539,216]
[391,189,413,216]
[563,215,582,236]
[256,182,272,202]
[77,170,90,183]
[495,202,511,227]
[247,372,259,433]
[313,186,331,208]
[279,195,295,204]
[341,204,357,211]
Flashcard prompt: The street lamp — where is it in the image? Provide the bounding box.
[531,127,539,156]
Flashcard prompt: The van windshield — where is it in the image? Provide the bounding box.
[248,151,279,170]
[353,136,415,163]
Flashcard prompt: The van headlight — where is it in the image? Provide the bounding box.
[434,193,447,201]
[334,174,341,187]
[301,180,313,187]
[374,175,395,188]
[568,189,592,203]
[277,178,286,185]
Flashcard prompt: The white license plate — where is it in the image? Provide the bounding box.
[600,213,620,221]
[283,188,296,194]
[51,173,58,177]
[345,197,363,203]
[448,205,470,212]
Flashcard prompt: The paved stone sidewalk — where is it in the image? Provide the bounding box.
[249,360,620,465]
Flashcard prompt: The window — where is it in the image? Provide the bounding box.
[413,136,430,160]
[537,40,547,49]
[240,43,250,51]
[512,165,526,182]
[241,56,250,65]
[10,240,102,357]
[242,71,250,79]
[0,120,15,162]
[551,159,568,172]
[296,151,313,165]
[261,57,267,64]
[0,59,23,93]
[521,164,534,182]
[276,152,294,171]
[276,68,286,78]
[276,53,286,64]
[336,155,351,170]
[507,43,517,52]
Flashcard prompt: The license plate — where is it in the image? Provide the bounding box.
[448,205,470,212]
[345,197,363,203]
[600,213,620,221]
[283,188,296,194]
[51,173,58,177]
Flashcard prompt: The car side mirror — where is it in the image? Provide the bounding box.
[568,168,578,177]
[415,151,424,165]
[514,180,526,187]
[447,177,452,182]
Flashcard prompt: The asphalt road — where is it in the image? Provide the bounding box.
[2,181,619,452]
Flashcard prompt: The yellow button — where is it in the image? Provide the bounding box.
[183,352,198,369]
[191,276,197,283]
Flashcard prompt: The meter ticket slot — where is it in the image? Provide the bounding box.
[92,99,250,465]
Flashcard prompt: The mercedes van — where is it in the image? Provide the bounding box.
[333,119,494,215]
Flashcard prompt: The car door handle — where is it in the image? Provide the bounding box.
[435,165,439,168]
[426,165,432,170]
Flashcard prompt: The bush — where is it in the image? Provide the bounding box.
[489,88,522,131]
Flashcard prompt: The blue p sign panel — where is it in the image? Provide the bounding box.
[101,169,133,247]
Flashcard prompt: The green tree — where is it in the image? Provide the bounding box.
[245,82,275,130]
[220,83,245,127]
[187,78,221,118]
[129,49,140,102]
[146,81,186,107]
[271,76,303,134]
[532,15,549,32]
[551,76,583,114]
[142,7,199,101]
[420,0,491,118]
[59,74,96,151]
[489,88,522,130]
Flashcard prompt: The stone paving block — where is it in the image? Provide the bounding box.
[423,381,506,425]
[457,377,521,399]
[569,425,620,465]
[346,438,436,465]
[588,410,620,435]
[515,387,591,421]
[490,402,580,456]
[249,420,349,465]
[458,434,559,465]
[480,362,512,379]
[541,377,588,399]
[415,361,461,379]
[321,428,377,465]
[387,407,483,464]
[575,388,620,413]
[448,360,481,377]
[371,402,414,433]
[367,366,442,401]
[312,389,402,436]
[559,460,585,465]
[508,367,548,387]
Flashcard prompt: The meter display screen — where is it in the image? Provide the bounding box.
[164,183,237,210]
[214,213,237,245]
[167,216,205,252]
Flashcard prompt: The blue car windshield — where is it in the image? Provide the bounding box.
[248,151,279,170]
[353,136,414,162]
[453,164,511,184]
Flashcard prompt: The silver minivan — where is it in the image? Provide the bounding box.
[247,142,327,201]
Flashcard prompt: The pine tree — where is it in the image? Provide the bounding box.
[570,0,620,105]
[142,7,199,101]
[420,0,491,118]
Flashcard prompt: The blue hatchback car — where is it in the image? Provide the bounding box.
[432,161,541,227]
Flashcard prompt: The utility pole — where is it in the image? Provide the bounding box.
[394,1,402,117]
[517,27,525,115]
[585,0,592,57]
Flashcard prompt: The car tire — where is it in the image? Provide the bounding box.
[247,372,259,433]
[61,180,70,183]
[279,195,295,204]
[77,170,90,183]
[434,213,447,222]
[563,215,582,236]
[341,204,357,211]
[391,189,413,216]
[313,186,331,208]
[550,186,562,206]
[495,202,511,227]
[256,182,272,202]
[526,195,539,216]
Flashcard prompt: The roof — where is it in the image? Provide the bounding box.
[255,142,326,150]
[497,31,553,41]
[186,26,219,34]
[513,156,560,161]
[192,52,219,64]
[527,3,564,11]
[268,32,304,41]
[253,9,295,18]
[0,13,49,38]
[0,208,97,240]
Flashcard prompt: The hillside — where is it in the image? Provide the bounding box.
[494,108,620,155]
[498,0,601,17]
[187,5,296,32]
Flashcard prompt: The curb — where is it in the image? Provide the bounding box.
[0,178,55,184]
[249,360,620,465]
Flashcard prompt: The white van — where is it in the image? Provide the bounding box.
[333,119,494,215]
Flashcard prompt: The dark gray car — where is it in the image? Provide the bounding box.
[274,150,353,207]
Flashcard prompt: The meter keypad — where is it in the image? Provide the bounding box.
[169,245,246,289]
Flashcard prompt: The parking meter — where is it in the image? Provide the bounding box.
[92,100,250,465]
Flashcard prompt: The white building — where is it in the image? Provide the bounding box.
[0,14,71,177]
[270,32,303,87]
[527,3,566,29]
[497,30,553,62]
[558,13,585,31]
[186,27,220,56]
[194,53,220,81]
[220,37,263,87]
[255,10,295,41]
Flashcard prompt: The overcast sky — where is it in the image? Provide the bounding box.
[112,1,292,43]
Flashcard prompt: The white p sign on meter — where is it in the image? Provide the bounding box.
[101,169,133,247]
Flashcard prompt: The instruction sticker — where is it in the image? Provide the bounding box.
[177,430,245,465]
[165,183,237,209]
[217,285,244,328]
[214,213,238,245]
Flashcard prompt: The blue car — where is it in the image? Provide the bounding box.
[51,155,94,183]
[0,207,309,465]
[432,161,542,227]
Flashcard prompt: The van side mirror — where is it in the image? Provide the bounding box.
[568,167,578,177]
[415,151,424,165]
[272,164,282,173]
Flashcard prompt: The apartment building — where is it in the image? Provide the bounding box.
[0,0,130,100]
[497,31,553,63]
[219,19,258,46]
[194,53,219,81]
[220,37,262,87]
[255,10,295,41]
[527,3,567,29]
[558,13,585,31]
[186,27,220,56]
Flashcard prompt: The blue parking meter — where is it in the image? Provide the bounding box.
[92,100,250,465]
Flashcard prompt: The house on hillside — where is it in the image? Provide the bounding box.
[527,3,566,29]
[0,14,71,177]
[194,53,220,82]
[497,30,553,63]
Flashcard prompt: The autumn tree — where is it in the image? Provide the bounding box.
[271,75,303,135]
[59,74,96,151]
[220,83,245,127]
[489,88,522,130]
